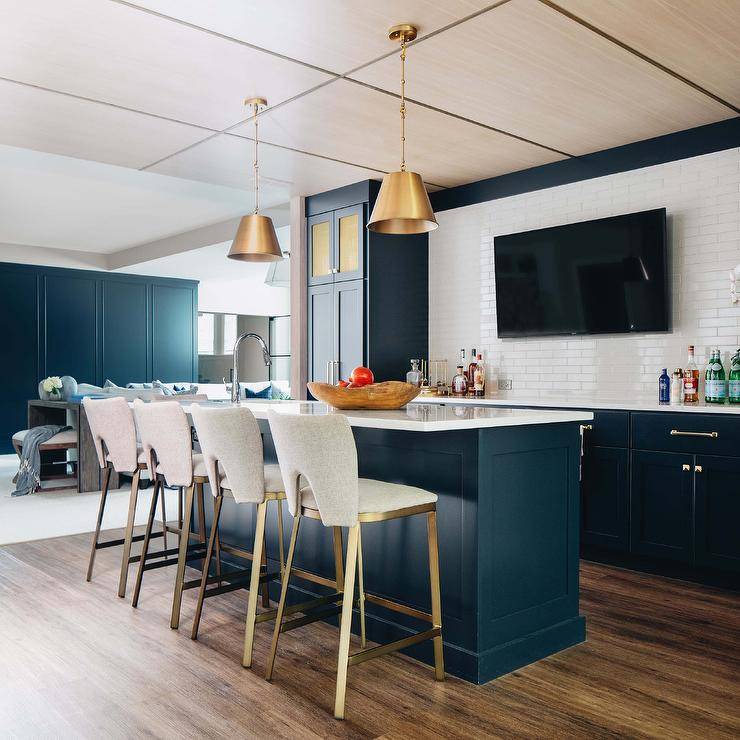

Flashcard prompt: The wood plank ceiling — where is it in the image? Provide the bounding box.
[0,0,737,208]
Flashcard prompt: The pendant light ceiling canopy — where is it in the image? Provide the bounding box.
[367,24,438,235]
[228,97,283,262]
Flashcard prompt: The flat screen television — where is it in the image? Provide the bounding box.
[493,208,668,338]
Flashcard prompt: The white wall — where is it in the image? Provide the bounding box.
[0,242,108,270]
[429,147,740,398]
[197,277,290,316]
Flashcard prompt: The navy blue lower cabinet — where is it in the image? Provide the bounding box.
[630,449,694,563]
[581,445,629,551]
[694,455,740,572]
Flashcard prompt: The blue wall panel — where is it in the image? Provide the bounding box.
[102,279,148,385]
[152,284,196,382]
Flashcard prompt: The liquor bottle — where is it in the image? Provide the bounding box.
[459,349,467,382]
[467,349,478,396]
[658,369,670,404]
[683,345,699,404]
[451,365,467,396]
[406,359,421,387]
[729,349,740,405]
[474,354,485,397]
[670,369,683,406]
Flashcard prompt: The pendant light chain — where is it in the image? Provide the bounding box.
[253,101,260,215]
[399,37,406,172]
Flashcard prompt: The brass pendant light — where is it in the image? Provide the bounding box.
[367,24,438,235]
[228,97,283,262]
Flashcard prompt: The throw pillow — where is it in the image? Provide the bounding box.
[246,385,272,399]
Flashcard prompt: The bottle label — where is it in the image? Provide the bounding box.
[730,380,740,398]
[715,382,726,399]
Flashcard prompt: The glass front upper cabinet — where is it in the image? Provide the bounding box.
[307,204,364,285]
[308,213,334,285]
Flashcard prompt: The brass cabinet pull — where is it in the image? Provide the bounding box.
[580,424,593,432]
[695,465,703,473]
[670,429,718,439]
[682,464,691,472]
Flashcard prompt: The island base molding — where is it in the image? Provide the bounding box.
[196,420,586,684]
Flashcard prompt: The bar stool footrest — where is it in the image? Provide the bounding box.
[255,591,343,624]
[348,627,441,667]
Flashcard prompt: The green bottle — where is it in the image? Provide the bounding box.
[705,349,715,403]
[705,348,726,404]
[729,349,740,405]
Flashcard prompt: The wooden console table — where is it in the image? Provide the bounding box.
[27,400,119,493]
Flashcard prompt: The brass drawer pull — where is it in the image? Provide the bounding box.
[695,465,703,473]
[682,464,691,472]
[670,429,718,439]
[580,424,593,432]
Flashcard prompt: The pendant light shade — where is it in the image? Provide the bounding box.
[366,24,437,235]
[367,171,437,234]
[228,213,282,261]
[228,97,283,262]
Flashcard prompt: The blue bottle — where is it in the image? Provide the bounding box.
[658,368,670,404]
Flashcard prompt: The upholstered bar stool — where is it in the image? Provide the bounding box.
[266,411,444,720]
[130,399,212,608]
[82,396,170,589]
[188,405,287,654]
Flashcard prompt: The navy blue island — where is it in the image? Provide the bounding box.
[200,400,593,684]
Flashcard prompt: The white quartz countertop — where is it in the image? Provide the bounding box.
[181,399,592,432]
[411,393,740,415]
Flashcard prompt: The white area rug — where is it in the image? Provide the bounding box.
[0,454,179,545]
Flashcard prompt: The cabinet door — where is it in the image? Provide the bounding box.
[333,204,364,282]
[0,269,38,453]
[581,446,629,551]
[308,284,334,383]
[45,273,98,384]
[102,280,148,385]
[630,450,693,563]
[695,455,740,572]
[307,212,334,285]
[334,279,364,383]
[152,284,195,382]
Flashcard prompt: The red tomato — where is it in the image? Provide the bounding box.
[336,380,349,388]
[349,366,374,387]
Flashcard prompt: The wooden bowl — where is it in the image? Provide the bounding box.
[307,381,420,410]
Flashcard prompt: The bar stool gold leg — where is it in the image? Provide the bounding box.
[260,534,270,608]
[191,493,223,639]
[242,500,268,668]
[118,468,141,598]
[86,464,112,582]
[427,509,445,681]
[214,525,222,585]
[265,514,301,681]
[276,498,285,577]
[357,524,366,648]
[333,526,344,591]
[170,483,195,629]
[334,523,359,720]
[132,478,161,608]
[159,482,168,553]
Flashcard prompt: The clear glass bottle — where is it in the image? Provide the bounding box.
[683,345,699,404]
[670,369,683,406]
[406,359,421,387]
[451,365,467,396]
[474,353,485,397]
[467,349,478,396]
[729,349,740,405]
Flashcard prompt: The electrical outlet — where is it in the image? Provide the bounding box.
[498,378,513,391]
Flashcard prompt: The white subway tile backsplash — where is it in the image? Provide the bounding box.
[429,148,740,398]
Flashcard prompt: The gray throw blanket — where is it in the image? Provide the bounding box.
[13,425,71,497]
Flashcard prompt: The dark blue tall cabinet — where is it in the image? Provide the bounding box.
[0,262,197,454]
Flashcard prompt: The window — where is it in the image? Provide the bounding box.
[198,312,215,354]
[269,315,291,382]
[222,314,238,354]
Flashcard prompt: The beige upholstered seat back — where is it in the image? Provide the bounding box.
[132,399,193,487]
[191,405,266,504]
[82,396,138,473]
[267,410,359,527]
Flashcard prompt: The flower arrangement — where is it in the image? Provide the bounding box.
[41,376,63,399]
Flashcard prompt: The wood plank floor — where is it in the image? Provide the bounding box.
[0,531,738,739]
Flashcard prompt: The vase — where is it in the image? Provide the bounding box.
[60,376,78,401]
[38,381,51,400]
